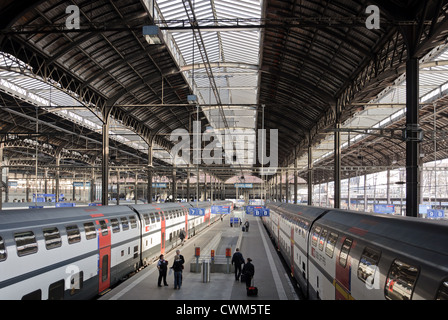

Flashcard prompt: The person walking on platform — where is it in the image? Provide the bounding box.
[179,229,186,245]
[231,248,245,281]
[244,220,250,232]
[157,254,169,287]
[242,258,255,288]
[171,253,184,289]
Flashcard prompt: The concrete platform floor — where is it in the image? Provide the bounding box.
[100,213,299,301]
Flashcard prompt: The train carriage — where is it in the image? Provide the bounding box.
[0,205,139,300]
[0,200,233,300]
[264,203,448,300]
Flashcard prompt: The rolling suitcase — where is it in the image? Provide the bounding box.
[246,278,258,296]
[247,286,258,296]
[242,226,245,232]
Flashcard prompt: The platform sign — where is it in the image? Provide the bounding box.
[374,204,395,214]
[56,202,76,208]
[211,205,231,214]
[245,206,255,215]
[262,208,270,217]
[152,183,167,188]
[189,208,205,216]
[234,183,253,188]
[427,209,445,219]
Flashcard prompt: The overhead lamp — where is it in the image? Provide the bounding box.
[143,25,163,45]
[187,94,198,104]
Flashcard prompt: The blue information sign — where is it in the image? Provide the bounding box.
[211,205,231,214]
[189,208,205,216]
[427,209,445,219]
[374,204,395,214]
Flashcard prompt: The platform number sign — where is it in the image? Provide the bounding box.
[427,209,445,219]
[253,207,270,217]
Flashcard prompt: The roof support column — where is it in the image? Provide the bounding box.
[285,169,289,204]
[405,56,421,217]
[147,140,153,203]
[279,170,283,202]
[172,168,176,202]
[187,169,190,201]
[308,145,313,206]
[55,153,60,203]
[294,149,298,204]
[334,113,342,209]
[101,107,112,206]
[403,25,421,218]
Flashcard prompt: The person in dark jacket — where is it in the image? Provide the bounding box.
[231,248,245,281]
[242,258,255,288]
[171,253,184,289]
[157,254,169,287]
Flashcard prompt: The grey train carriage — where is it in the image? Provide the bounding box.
[263,203,448,300]
[0,200,232,300]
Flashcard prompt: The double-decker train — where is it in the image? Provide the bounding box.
[263,202,448,300]
[0,201,233,300]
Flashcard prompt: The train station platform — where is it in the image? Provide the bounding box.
[99,212,299,301]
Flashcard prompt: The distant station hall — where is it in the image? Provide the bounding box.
[1,0,448,302]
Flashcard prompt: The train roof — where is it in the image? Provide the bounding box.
[0,205,135,230]
[318,209,448,255]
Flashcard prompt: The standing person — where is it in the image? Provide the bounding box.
[171,254,184,289]
[176,249,185,265]
[244,220,250,232]
[157,254,169,287]
[242,258,255,288]
[231,248,245,281]
[179,229,186,245]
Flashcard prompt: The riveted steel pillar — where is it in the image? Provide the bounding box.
[402,25,421,218]
[405,57,420,217]
[334,121,342,209]
[308,145,313,206]
[101,121,110,206]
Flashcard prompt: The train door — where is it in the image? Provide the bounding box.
[335,237,354,300]
[97,219,111,293]
[160,212,166,254]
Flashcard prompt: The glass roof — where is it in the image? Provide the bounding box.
[154,0,262,169]
[294,42,448,171]
[0,51,177,166]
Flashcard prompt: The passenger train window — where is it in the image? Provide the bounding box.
[66,225,81,244]
[319,229,328,251]
[156,212,161,222]
[143,214,150,225]
[99,221,108,236]
[15,231,38,257]
[312,226,321,247]
[150,213,155,223]
[129,216,137,229]
[111,219,120,233]
[357,247,381,286]
[48,280,65,300]
[436,281,448,300]
[384,259,419,300]
[43,227,62,250]
[0,236,7,261]
[22,290,41,300]
[339,238,353,268]
[121,217,129,231]
[84,222,96,240]
[325,232,339,258]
